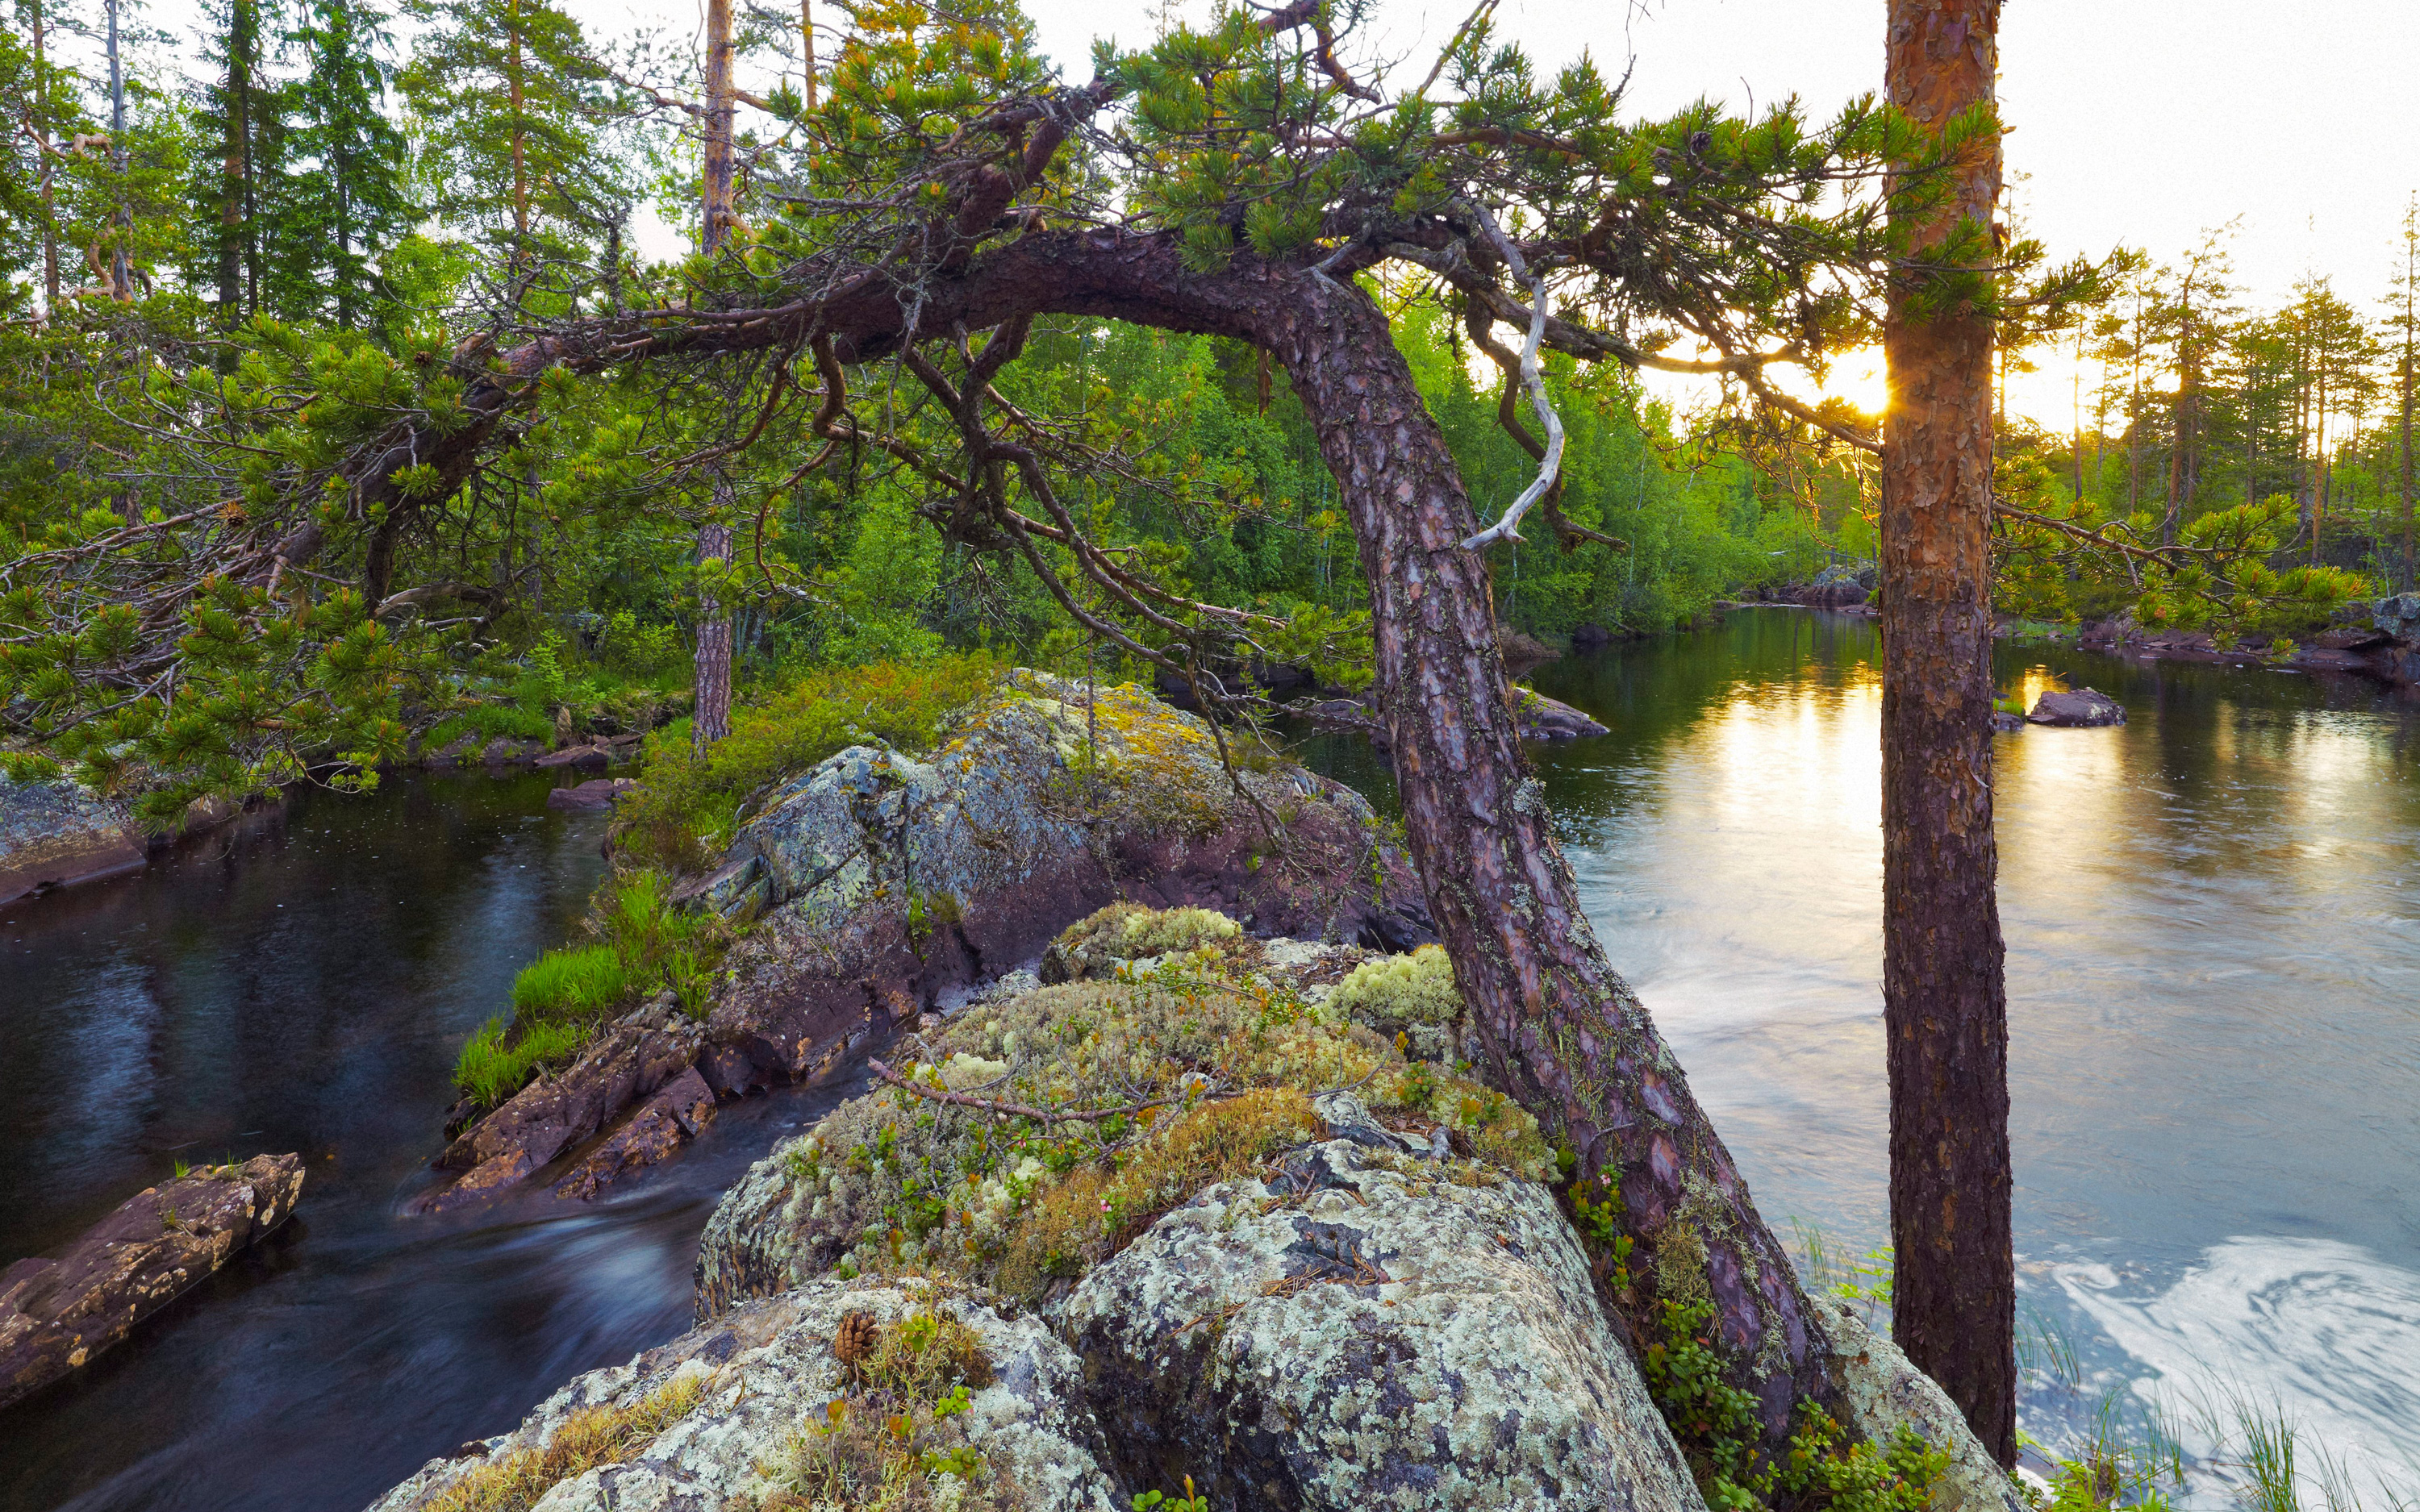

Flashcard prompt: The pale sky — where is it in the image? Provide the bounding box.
[104,0,2420,426]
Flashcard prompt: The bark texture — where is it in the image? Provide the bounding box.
[692,516,734,751]
[1881,0,2017,1466]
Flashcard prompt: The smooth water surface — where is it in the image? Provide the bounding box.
[0,774,861,1512]
[1505,612,2420,1499]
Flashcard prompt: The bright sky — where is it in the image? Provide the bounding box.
[112,0,2420,427]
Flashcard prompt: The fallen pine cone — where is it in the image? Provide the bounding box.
[834,1311,879,1377]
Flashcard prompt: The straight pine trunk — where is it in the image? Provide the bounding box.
[692,518,732,752]
[1880,0,2017,1466]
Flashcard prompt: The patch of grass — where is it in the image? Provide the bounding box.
[453,1018,591,1109]
[1994,694,2027,717]
[511,945,632,1020]
[424,1370,709,1512]
[615,654,1001,871]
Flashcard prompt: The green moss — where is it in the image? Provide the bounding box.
[762,939,1550,1299]
[1045,902,1242,980]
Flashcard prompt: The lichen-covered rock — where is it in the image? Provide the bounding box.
[1819,1300,2026,1512]
[1049,1103,1707,1512]
[362,1281,1122,1512]
[702,672,1431,1097]
[695,943,1549,1321]
[0,1153,305,1411]
[0,773,142,904]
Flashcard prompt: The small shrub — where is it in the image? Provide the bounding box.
[511,946,631,1021]
[424,1371,707,1512]
[454,1017,592,1109]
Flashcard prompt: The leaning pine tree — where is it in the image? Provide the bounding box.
[2,0,2110,1479]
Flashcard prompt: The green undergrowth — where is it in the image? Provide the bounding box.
[451,868,733,1110]
[1644,1298,1947,1512]
[423,630,690,752]
[757,1297,1020,1512]
[767,909,1548,1305]
[613,654,1002,872]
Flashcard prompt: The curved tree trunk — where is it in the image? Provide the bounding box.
[1881,0,2016,1465]
[1246,270,1837,1440]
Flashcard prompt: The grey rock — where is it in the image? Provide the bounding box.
[1821,1300,2026,1512]
[0,775,143,904]
[1049,1110,1707,1512]
[2026,688,2126,727]
[2374,592,2420,641]
[362,1281,1124,1512]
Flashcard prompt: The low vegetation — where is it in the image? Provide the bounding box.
[450,868,731,1110]
[770,909,1550,1304]
[422,1371,710,1512]
[757,1298,1019,1512]
[613,654,1003,872]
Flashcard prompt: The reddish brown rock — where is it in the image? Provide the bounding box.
[553,1068,719,1199]
[0,778,144,905]
[536,744,612,770]
[0,1153,305,1411]
[2026,688,2126,727]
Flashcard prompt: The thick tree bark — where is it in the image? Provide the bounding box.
[1880,0,2016,1467]
[692,516,733,752]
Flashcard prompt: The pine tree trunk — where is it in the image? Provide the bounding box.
[1880,0,2016,1467]
[691,517,733,752]
[32,0,59,311]
[1249,267,1839,1443]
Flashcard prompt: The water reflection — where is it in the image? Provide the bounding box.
[1507,610,2420,1499]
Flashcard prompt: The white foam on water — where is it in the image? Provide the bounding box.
[2056,1237,2420,1506]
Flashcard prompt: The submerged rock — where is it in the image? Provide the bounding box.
[2026,688,2126,727]
[0,1153,304,1411]
[0,775,143,904]
[1053,1098,1706,1512]
[363,1281,1122,1512]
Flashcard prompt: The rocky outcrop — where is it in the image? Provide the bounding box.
[2026,687,2126,727]
[1054,1097,1706,1511]
[0,1153,304,1411]
[364,1281,1124,1512]
[0,775,144,904]
[418,673,1429,1212]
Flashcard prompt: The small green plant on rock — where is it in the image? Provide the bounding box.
[1325,943,1462,1061]
[424,1371,709,1512]
[1642,1299,1945,1512]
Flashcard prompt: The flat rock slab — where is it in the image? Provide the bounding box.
[0,1152,304,1411]
[2026,688,2126,727]
[546,777,634,811]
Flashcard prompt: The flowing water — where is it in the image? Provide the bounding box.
[0,773,865,1512]
[1316,607,2420,1503]
[4,617,2417,1508]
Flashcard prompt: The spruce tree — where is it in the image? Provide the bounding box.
[277,0,408,325]
[187,0,283,321]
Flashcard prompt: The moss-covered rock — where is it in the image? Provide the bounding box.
[363,1281,1121,1512]
[1321,942,1467,1063]
[696,935,1548,1319]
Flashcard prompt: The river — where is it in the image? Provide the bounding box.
[3,616,2416,1507]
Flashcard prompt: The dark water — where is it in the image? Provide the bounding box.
[0,773,862,1512]
[1318,610,2420,1501]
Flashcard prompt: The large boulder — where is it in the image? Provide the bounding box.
[1821,1300,2026,1512]
[0,1153,304,1411]
[1051,1094,1707,1512]
[2026,688,2126,727]
[418,673,1429,1211]
[0,774,144,904]
[363,1281,1123,1512]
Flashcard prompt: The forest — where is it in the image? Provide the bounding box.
[4,0,2419,1508]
